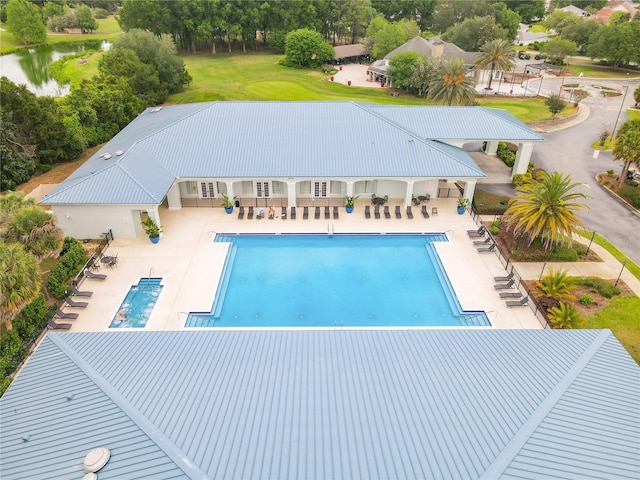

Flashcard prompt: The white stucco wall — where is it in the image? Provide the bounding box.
[51,205,147,240]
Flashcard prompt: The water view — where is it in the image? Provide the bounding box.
[0,41,110,96]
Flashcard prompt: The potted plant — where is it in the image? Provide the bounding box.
[345,195,359,213]
[141,217,162,244]
[221,194,237,214]
[457,196,470,215]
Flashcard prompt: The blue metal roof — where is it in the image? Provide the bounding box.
[1,329,638,480]
[41,102,543,206]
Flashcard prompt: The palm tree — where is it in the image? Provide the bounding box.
[547,302,582,329]
[613,119,640,189]
[504,171,588,249]
[428,58,476,106]
[0,243,42,330]
[475,39,516,91]
[533,267,577,302]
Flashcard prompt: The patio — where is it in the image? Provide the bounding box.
[65,197,542,332]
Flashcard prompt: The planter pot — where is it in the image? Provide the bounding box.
[330,76,334,81]
[224,206,233,214]
[380,81,385,87]
[339,66,343,71]
[347,80,351,86]
[457,206,466,215]
[345,206,354,214]
[149,235,160,244]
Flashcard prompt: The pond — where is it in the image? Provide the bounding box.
[0,41,110,97]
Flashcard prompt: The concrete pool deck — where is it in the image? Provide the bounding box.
[60,198,638,332]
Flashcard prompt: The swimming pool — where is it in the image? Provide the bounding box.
[109,278,163,328]
[186,235,489,328]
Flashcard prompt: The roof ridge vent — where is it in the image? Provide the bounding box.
[150,106,163,113]
[115,150,124,156]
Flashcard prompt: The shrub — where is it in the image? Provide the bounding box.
[607,169,615,175]
[548,302,582,329]
[512,173,532,186]
[496,142,516,167]
[579,294,593,306]
[533,267,577,301]
[12,293,50,344]
[619,187,640,208]
[575,277,621,298]
[490,219,501,235]
[94,8,109,19]
[46,239,88,299]
[0,330,26,394]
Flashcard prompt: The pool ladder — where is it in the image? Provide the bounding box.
[148,268,154,279]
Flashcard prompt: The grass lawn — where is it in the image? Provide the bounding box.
[527,23,548,34]
[575,296,640,364]
[564,60,639,79]
[0,16,121,54]
[628,109,640,121]
[591,137,614,151]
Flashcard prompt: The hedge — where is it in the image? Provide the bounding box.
[46,238,87,299]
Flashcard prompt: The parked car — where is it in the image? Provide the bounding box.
[535,54,542,60]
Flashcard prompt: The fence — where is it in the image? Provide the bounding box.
[72,229,113,286]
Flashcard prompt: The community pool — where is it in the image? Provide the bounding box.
[109,278,163,328]
[186,234,489,328]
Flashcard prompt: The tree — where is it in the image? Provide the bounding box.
[408,55,432,96]
[0,243,42,331]
[545,94,567,118]
[0,111,37,191]
[5,0,47,44]
[502,0,545,23]
[612,119,640,189]
[635,84,640,107]
[76,4,98,33]
[284,29,334,68]
[370,0,437,32]
[561,18,600,53]
[3,208,63,259]
[543,9,577,34]
[588,22,639,68]
[491,2,521,40]
[504,171,588,249]
[542,38,577,64]
[428,58,476,106]
[388,51,422,90]
[365,16,412,59]
[441,16,506,52]
[475,38,515,90]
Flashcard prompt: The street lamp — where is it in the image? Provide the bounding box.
[521,63,536,96]
[611,85,629,140]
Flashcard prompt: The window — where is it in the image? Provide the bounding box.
[208,183,215,198]
[330,180,342,194]
[256,182,270,198]
[354,180,374,194]
[186,181,198,194]
[272,181,283,195]
[314,181,327,197]
[242,181,253,195]
[216,182,227,196]
[200,182,208,197]
[299,181,311,195]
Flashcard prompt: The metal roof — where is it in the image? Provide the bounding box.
[42,102,540,206]
[2,329,638,480]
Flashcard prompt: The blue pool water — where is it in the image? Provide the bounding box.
[186,235,489,328]
[109,278,163,328]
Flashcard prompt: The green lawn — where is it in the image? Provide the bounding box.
[0,16,121,54]
[575,296,640,364]
[628,109,640,121]
[527,23,548,34]
[564,60,638,79]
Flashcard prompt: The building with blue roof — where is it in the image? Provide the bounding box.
[1,329,638,479]
[41,102,542,239]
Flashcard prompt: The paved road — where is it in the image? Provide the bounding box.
[529,77,640,265]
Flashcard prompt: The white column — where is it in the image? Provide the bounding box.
[225,182,234,199]
[463,180,476,202]
[485,141,499,156]
[149,207,162,237]
[513,142,534,176]
[287,181,297,207]
[346,181,354,197]
[166,182,182,210]
[404,180,415,206]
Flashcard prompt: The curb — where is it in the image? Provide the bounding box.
[529,103,590,133]
[594,173,640,218]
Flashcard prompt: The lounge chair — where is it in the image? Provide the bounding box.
[65,297,88,308]
[315,206,321,219]
[325,206,330,219]
[395,206,402,218]
[467,226,486,238]
[247,206,254,219]
[238,206,245,219]
[421,205,429,218]
[473,237,491,246]
[499,291,522,299]
[477,243,496,253]
[48,319,72,330]
[431,207,438,216]
[333,206,339,219]
[303,206,309,219]
[494,272,514,283]
[384,205,391,219]
[281,206,287,219]
[85,269,107,280]
[69,285,92,297]
[374,205,381,219]
[55,308,78,319]
[256,208,264,219]
[494,279,515,290]
[506,296,529,307]
[290,206,296,219]
[365,205,371,219]
[406,206,413,219]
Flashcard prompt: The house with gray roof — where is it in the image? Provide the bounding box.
[41,102,541,240]
[368,36,477,85]
[1,329,638,479]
